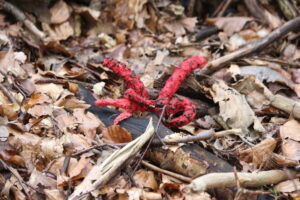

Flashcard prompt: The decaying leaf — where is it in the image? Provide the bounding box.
[214,17,252,36]
[50,0,70,24]
[239,138,277,169]
[282,139,300,160]
[211,81,265,133]
[133,169,158,190]
[280,119,300,141]
[275,179,300,193]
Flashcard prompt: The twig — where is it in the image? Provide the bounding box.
[189,170,298,192]
[217,0,233,17]
[202,16,300,74]
[0,0,45,40]
[141,160,192,183]
[0,83,18,104]
[131,105,166,177]
[71,144,120,157]
[35,78,94,87]
[0,159,31,197]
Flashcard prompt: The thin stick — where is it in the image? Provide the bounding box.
[0,83,18,104]
[217,0,233,17]
[131,105,166,176]
[35,78,94,87]
[0,1,45,40]
[203,16,300,74]
[141,160,192,183]
[0,159,31,197]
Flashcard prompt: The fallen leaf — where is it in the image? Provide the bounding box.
[28,168,57,188]
[239,138,277,169]
[214,17,252,36]
[280,119,300,141]
[275,179,300,193]
[73,108,104,139]
[211,81,265,133]
[50,0,70,24]
[44,189,65,200]
[69,156,91,179]
[103,125,133,143]
[282,139,300,160]
[0,104,19,120]
[35,83,64,101]
[28,104,53,118]
[239,66,294,90]
[133,169,158,190]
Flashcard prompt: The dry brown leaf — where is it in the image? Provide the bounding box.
[55,113,78,133]
[50,0,70,24]
[55,94,89,111]
[0,34,27,77]
[0,104,19,120]
[239,138,277,169]
[103,125,133,144]
[214,17,252,36]
[43,22,74,41]
[0,140,25,166]
[133,169,158,190]
[69,157,92,180]
[28,168,57,189]
[35,83,64,101]
[280,119,300,141]
[211,81,265,133]
[25,93,52,110]
[27,104,53,118]
[113,0,148,30]
[44,189,65,200]
[73,108,104,139]
[275,179,300,193]
[282,139,300,160]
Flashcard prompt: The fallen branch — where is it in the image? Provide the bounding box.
[0,0,45,40]
[203,16,300,74]
[151,128,243,145]
[189,170,297,192]
[68,119,155,200]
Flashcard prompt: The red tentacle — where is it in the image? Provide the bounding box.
[103,58,149,97]
[124,88,155,111]
[113,111,133,125]
[164,97,197,127]
[95,98,140,112]
[157,56,207,105]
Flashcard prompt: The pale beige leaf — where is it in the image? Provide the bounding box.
[50,0,70,24]
[212,81,265,133]
[215,17,252,36]
[282,139,300,160]
[280,119,300,141]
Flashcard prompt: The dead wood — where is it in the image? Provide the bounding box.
[190,169,298,192]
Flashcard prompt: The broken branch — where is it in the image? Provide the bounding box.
[203,16,300,74]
